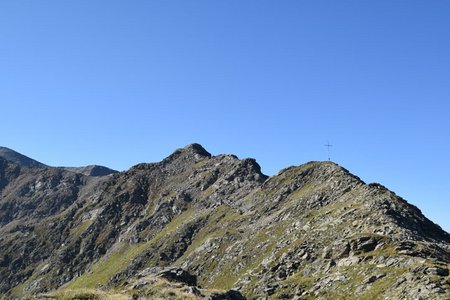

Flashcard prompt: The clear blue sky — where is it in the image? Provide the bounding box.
[1,1,449,231]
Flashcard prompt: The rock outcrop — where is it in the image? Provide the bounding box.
[0,144,449,299]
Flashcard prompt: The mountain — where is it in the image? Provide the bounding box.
[0,147,47,169]
[0,146,118,177]
[0,144,449,299]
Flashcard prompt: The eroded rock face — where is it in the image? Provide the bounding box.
[0,144,449,299]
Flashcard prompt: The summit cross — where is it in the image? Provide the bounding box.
[325,142,333,161]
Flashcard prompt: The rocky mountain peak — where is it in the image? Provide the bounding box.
[184,143,211,156]
[161,143,212,167]
[172,143,211,158]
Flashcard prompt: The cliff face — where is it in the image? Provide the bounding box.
[0,144,449,299]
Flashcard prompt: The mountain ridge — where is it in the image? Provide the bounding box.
[0,144,449,299]
[0,146,118,177]
[0,147,47,169]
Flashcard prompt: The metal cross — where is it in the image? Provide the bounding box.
[325,142,333,161]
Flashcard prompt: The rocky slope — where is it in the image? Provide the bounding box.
[0,144,449,299]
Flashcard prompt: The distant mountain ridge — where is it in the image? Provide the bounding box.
[0,146,47,169]
[0,146,117,177]
[0,144,449,299]
[60,165,118,177]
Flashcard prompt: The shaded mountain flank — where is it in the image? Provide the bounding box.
[0,144,449,300]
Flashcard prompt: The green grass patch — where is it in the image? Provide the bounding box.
[70,220,93,238]
[9,264,43,298]
[40,288,130,300]
[67,242,151,289]
[358,267,407,300]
